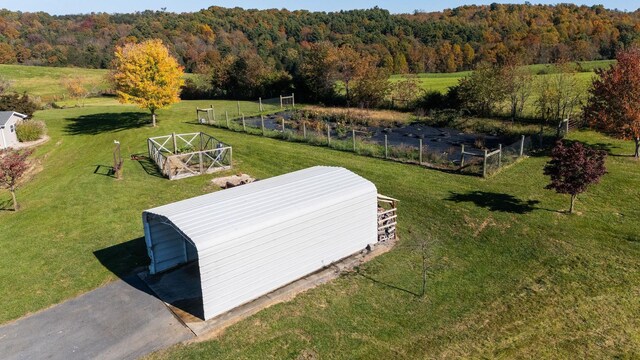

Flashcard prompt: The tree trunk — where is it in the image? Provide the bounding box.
[345,81,350,107]
[151,110,157,127]
[10,188,18,211]
[635,137,639,159]
[569,194,576,214]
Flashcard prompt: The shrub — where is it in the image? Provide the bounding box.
[0,93,39,117]
[180,76,216,100]
[415,87,462,112]
[16,120,46,142]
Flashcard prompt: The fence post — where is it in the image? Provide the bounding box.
[352,130,356,152]
[483,149,488,178]
[498,144,502,168]
[565,118,570,133]
[384,134,388,159]
[195,109,199,123]
[419,138,423,165]
[303,122,306,139]
[212,107,216,123]
[281,118,285,133]
[261,115,265,136]
[242,114,246,132]
[292,93,295,108]
[199,152,204,174]
[172,132,177,154]
[259,97,263,112]
[519,135,525,157]
[280,95,283,109]
[460,144,465,168]
[327,124,331,146]
[237,101,240,116]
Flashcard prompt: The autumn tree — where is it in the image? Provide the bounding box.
[544,141,607,214]
[583,47,640,158]
[0,149,32,211]
[457,63,508,116]
[299,42,338,102]
[111,39,184,127]
[390,75,422,109]
[334,46,362,106]
[61,76,93,106]
[351,56,391,108]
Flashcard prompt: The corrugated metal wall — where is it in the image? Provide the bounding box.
[143,167,378,320]
[144,217,197,274]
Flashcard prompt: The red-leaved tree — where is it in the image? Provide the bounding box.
[0,149,32,211]
[583,47,640,159]
[544,141,607,214]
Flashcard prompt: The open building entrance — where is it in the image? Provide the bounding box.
[142,214,204,320]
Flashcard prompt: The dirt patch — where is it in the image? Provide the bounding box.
[211,174,255,189]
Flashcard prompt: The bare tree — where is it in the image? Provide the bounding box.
[504,62,533,122]
[535,62,584,136]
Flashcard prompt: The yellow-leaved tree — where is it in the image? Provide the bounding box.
[111,39,184,127]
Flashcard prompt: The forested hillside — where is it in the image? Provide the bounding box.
[0,4,638,74]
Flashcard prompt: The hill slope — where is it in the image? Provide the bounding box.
[0,4,638,74]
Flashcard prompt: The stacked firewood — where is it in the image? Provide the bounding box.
[377,207,396,242]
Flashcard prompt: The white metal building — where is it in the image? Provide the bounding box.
[0,112,27,149]
[142,166,378,320]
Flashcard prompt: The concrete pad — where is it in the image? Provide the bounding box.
[0,276,194,360]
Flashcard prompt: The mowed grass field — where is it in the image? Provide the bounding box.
[0,59,615,104]
[0,97,638,357]
[0,64,109,101]
[390,60,615,94]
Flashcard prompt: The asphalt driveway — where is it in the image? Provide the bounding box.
[0,276,194,360]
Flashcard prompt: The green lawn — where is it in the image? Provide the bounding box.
[0,64,109,101]
[0,99,638,358]
[0,64,199,102]
[390,59,613,94]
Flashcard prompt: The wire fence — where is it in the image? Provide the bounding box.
[195,94,296,126]
[199,110,550,177]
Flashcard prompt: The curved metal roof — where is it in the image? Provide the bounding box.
[143,166,377,253]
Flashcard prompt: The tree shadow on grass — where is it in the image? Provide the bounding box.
[355,268,423,297]
[65,112,150,135]
[589,142,636,158]
[446,191,540,214]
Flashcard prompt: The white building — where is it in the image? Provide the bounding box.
[142,166,379,320]
[0,112,27,149]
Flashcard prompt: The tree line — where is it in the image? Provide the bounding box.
[0,4,638,75]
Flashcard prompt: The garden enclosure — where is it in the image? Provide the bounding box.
[201,111,541,178]
[147,132,232,180]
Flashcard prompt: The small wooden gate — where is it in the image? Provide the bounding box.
[377,194,398,242]
[148,132,232,180]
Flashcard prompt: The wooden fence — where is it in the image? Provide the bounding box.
[148,132,232,180]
